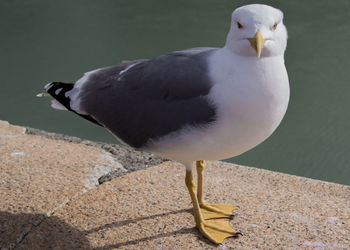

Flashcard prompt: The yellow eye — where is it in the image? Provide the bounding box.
[272,23,278,30]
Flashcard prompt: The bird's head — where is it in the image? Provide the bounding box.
[225,4,287,58]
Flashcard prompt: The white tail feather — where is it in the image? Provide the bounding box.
[51,100,67,110]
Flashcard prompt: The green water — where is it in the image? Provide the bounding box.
[1,0,349,185]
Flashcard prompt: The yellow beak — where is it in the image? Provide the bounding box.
[248,31,266,58]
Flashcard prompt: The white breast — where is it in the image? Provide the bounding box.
[205,48,290,158]
[147,48,290,165]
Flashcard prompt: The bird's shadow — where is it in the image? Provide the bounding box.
[1,208,217,249]
[85,208,217,249]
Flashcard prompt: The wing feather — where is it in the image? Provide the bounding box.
[76,48,217,148]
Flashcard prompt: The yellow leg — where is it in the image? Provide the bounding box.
[185,169,239,244]
[196,160,236,220]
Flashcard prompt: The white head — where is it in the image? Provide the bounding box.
[225,4,287,58]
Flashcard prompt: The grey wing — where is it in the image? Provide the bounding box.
[75,48,218,148]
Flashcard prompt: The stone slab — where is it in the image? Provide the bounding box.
[18,161,350,249]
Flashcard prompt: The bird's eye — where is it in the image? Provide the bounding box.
[272,23,278,30]
[237,22,243,29]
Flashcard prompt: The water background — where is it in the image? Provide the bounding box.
[1,0,350,185]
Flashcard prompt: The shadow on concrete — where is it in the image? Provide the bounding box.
[0,211,92,249]
[93,227,196,249]
[84,208,192,234]
[85,208,216,249]
[1,209,219,249]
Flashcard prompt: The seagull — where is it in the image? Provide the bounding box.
[41,4,289,244]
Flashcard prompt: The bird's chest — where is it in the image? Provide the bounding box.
[207,58,289,156]
[221,71,288,124]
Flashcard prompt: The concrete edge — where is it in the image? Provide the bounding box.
[24,127,167,184]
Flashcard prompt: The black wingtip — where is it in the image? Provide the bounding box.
[45,82,103,127]
[46,82,74,111]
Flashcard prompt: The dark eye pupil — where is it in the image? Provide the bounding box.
[237,22,243,29]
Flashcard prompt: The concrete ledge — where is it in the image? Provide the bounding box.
[1,121,349,249]
[25,127,166,183]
